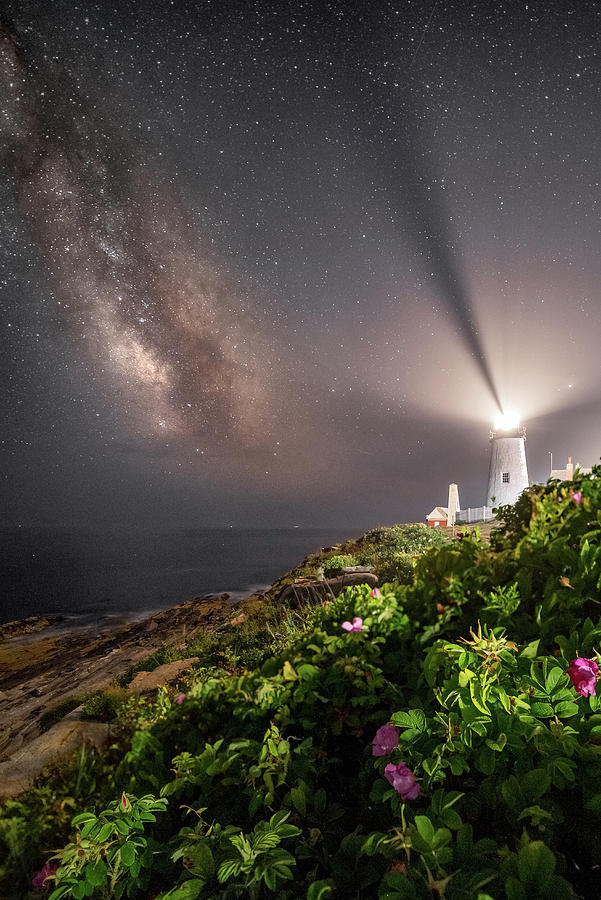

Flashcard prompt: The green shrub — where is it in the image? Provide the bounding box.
[6,468,601,898]
[80,685,128,722]
[362,522,450,555]
[322,553,359,573]
[377,551,415,584]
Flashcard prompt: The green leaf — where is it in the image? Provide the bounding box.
[501,776,524,811]
[306,880,334,899]
[584,792,601,816]
[71,884,86,900]
[440,807,462,829]
[504,877,527,900]
[95,822,114,842]
[84,859,107,887]
[530,702,554,718]
[72,813,96,826]
[378,871,417,899]
[217,858,243,883]
[469,679,490,714]
[120,842,136,867]
[449,754,469,775]
[414,815,435,845]
[545,667,564,693]
[521,769,551,802]
[390,709,427,732]
[160,880,204,899]
[297,663,319,679]
[485,732,507,752]
[184,842,214,879]
[48,887,72,900]
[516,841,556,889]
[290,785,307,815]
[554,700,579,718]
[520,639,540,659]
[253,831,281,852]
[551,757,576,784]
[282,660,298,681]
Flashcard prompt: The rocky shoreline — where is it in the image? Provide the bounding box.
[0,591,247,786]
[0,536,376,797]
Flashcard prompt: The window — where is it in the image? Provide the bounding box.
[502,472,510,483]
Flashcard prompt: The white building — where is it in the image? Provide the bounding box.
[550,456,592,481]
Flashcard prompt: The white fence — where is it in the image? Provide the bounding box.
[456,506,495,524]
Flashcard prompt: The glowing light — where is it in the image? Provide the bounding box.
[494,410,521,431]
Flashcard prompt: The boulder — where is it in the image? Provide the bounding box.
[127,656,200,694]
[278,572,378,605]
[0,719,111,799]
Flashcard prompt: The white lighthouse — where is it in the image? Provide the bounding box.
[486,414,529,507]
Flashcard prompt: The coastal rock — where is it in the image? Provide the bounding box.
[0,593,234,767]
[0,719,111,800]
[0,615,64,641]
[127,656,200,694]
[278,572,378,605]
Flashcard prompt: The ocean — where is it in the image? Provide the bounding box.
[0,526,360,626]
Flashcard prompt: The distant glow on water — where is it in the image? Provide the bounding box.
[494,410,521,431]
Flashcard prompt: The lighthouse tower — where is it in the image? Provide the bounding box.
[486,421,529,507]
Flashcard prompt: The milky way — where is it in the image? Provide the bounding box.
[1,20,276,449]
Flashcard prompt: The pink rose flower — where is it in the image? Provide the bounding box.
[567,657,599,697]
[175,693,186,704]
[572,491,583,504]
[31,861,59,892]
[372,724,400,756]
[342,617,363,632]
[384,761,420,800]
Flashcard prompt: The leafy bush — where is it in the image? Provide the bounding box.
[5,469,601,898]
[361,522,450,555]
[322,554,359,573]
[358,523,449,585]
[376,552,415,585]
[80,686,128,722]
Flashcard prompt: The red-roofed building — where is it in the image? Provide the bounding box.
[426,507,448,527]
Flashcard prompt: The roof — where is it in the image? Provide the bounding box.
[426,507,448,521]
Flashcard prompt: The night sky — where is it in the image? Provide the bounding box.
[2,0,600,530]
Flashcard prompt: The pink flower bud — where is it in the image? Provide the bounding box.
[175,693,185,704]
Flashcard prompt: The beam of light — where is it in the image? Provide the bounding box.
[333,12,503,415]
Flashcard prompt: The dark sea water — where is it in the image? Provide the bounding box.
[0,526,360,625]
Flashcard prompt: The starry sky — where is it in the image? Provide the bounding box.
[1,0,600,530]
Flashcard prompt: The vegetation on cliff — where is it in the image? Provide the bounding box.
[2,474,601,898]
